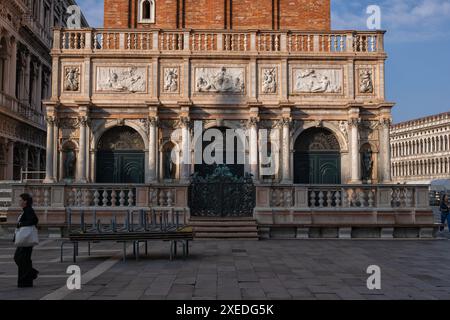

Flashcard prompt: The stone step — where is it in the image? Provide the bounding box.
[194,227,258,232]
[194,232,259,239]
[195,238,258,241]
[189,220,257,227]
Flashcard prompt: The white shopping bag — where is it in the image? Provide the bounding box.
[14,226,39,247]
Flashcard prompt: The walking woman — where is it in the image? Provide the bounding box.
[440,194,450,232]
[14,193,39,288]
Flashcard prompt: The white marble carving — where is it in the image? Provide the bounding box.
[359,69,374,94]
[195,67,245,93]
[64,67,80,91]
[96,67,146,93]
[164,68,179,93]
[294,69,342,94]
[262,68,277,94]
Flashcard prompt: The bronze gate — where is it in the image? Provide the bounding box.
[189,165,256,218]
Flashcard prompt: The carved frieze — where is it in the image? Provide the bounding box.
[96,66,147,93]
[293,69,342,94]
[195,67,245,93]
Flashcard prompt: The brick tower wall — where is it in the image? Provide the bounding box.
[104,0,331,30]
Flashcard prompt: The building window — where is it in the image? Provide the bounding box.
[139,0,155,23]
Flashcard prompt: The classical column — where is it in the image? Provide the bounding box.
[248,117,259,181]
[180,117,191,182]
[77,116,88,183]
[349,119,361,183]
[35,148,41,179]
[380,118,392,182]
[6,140,14,181]
[148,117,158,183]
[43,117,55,183]
[281,117,292,184]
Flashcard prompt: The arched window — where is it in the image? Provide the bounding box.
[139,0,155,23]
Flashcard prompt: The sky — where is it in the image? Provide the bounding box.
[75,0,450,124]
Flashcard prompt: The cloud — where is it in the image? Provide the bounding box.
[332,0,450,42]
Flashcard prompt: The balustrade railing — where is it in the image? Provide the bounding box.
[265,185,428,210]
[13,184,184,209]
[56,29,384,54]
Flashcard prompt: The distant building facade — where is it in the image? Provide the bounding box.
[0,0,88,181]
[391,112,450,184]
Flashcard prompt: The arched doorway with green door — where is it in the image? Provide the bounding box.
[294,127,341,184]
[96,126,145,183]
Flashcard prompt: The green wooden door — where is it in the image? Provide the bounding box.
[97,152,145,184]
[295,152,341,184]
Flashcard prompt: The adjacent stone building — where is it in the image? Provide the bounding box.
[391,112,450,184]
[0,0,88,181]
[7,0,435,239]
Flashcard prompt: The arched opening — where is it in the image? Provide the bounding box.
[194,126,245,178]
[294,127,341,184]
[140,0,155,22]
[96,126,145,183]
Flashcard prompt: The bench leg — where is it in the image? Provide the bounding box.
[135,241,140,261]
[88,242,91,256]
[145,241,148,256]
[170,241,174,261]
[186,240,189,256]
[182,241,186,260]
[123,242,127,262]
[174,241,177,257]
[60,241,65,263]
[73,242,77,263]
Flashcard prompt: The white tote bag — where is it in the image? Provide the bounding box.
[14,226,39,247]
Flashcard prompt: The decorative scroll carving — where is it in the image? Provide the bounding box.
[96,67,146,93]
[359,69,374,94]
[262,68,277,94]
[339,121,348,141]
[163,68,179,93]
[294,69,342,94]
[64,67,80,91]
[195,67,245,93]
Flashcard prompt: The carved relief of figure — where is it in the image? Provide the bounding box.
[361,148,373,182]
[262,68,277,94]
[195,67,245,93]
[359,69,374,93]
[295,69,341,93]
[98,67,146,93]
[64,67,80,91]
[164,68,179,92]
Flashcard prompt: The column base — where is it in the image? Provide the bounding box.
[348,180,362,185]
[43,178,55,184]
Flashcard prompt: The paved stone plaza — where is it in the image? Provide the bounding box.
[1,236,450,300]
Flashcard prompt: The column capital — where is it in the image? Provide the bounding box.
[379,118,392,128]
[348,118,361,128]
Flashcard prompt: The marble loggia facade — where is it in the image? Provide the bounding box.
[7,1,436,239]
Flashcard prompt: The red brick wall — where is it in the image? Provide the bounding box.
[279,0,330,30]
[232,0,273,30]
[104,0,331,30]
